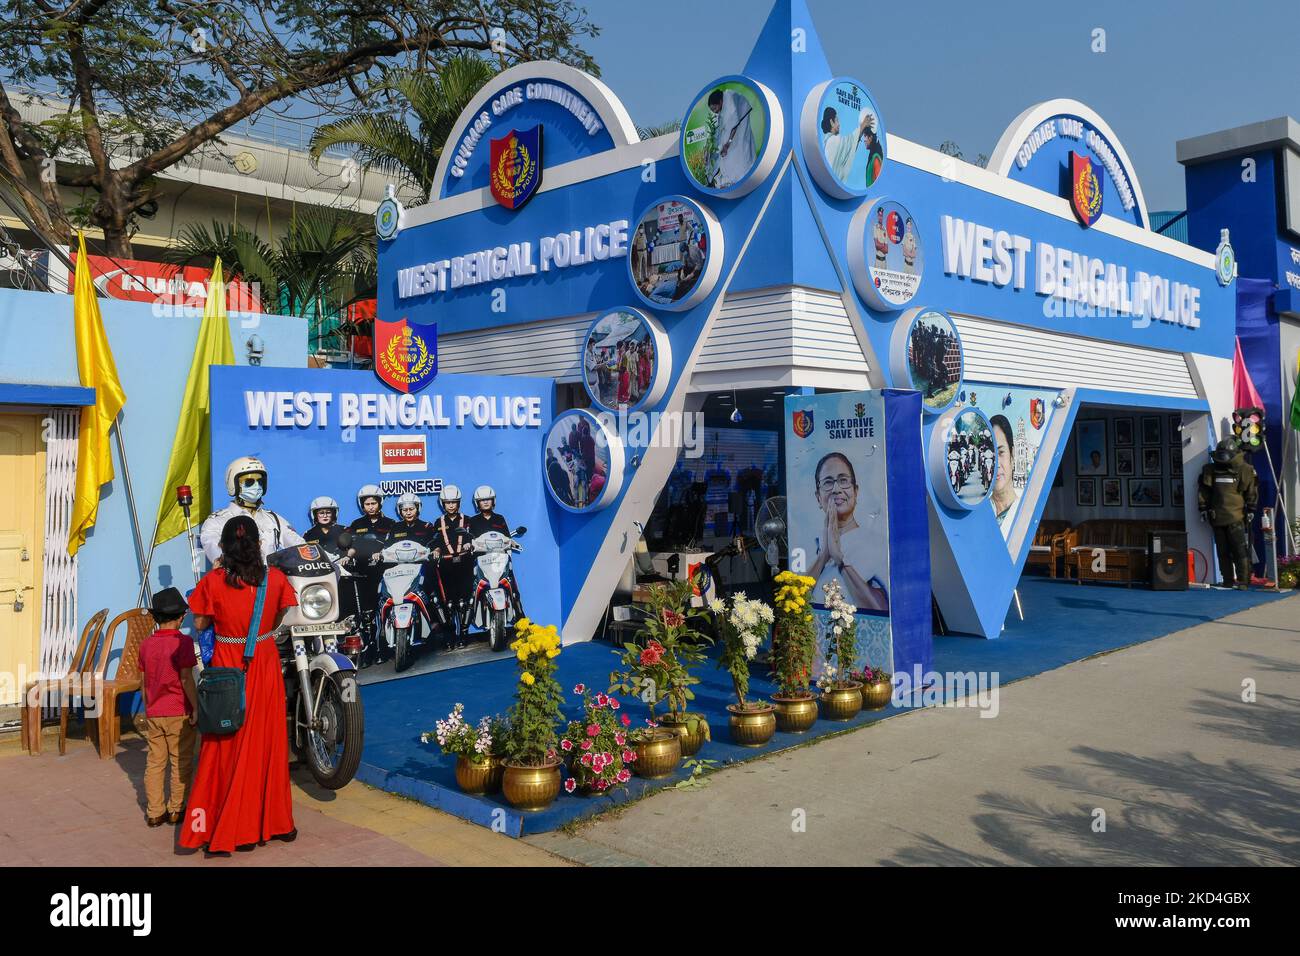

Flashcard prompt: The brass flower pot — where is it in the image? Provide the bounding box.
[633,729,682,779]
[819,682,863,721]
[454,755,504,795]
[660,714,709,757]
[772,694,819,733]
[861,679,893,711]
[727,703,777,747]
[501,759,563,810]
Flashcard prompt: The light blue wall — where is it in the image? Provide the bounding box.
[0,288,307,665]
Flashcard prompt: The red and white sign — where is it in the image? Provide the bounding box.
[378,434,428,473]
[70,252,263,312]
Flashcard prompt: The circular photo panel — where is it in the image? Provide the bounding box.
[543,409,625,513]
[929,406,997,511]
[582,307,671,413]
[850,199,923,311]
[680,76,783,198]
[801,77,887,200]
[890,307,963,414]
[627,196,723,312]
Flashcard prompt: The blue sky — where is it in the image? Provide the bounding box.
[584,0,1300,212]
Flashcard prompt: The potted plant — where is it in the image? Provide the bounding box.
[609,631,682,779]
[641,580,714,755]
[770,571,819,732]
[1277,555,1300,589]
[816,579,863,721]
[501,618,566,810]
[714,592,776,746]
[560,685,635,795]
[851,664,894,711]
[422,703,508,795]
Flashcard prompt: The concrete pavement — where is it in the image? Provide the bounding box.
[528,594,1300,866]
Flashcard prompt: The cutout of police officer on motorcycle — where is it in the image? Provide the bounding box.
[200,458,528,677]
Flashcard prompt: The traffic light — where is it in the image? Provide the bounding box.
[1231,407,1265,452]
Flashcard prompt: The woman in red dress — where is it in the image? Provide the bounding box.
[181,515,298,854]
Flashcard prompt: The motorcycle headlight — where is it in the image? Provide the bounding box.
[301,584,333,620]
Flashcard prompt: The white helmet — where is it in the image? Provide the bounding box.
[309,496,339,522]
[225,456,267,498]
[356,484,382,511]
[473,485,496,510]
[439,485,461,510]
[396,491,422,517]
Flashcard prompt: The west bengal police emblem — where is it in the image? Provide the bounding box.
[297,544,320,561]
[489,125,543,210]
[1029,398,1045,430]
[792,409,815,439]
[374,318,438,393]
[1069,151,1103,228]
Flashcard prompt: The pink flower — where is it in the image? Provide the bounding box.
[581,753,593,767]
[614,733,626,747]
[595,692,607,707]
[616,769,631,784]
[596,778,609,791]
[586,723,600,737]
[622,749,635,762]
[564,778,577,794]
[561,738,574,752]
[608,698,620,710]
[580,739,592,751]
[573,683,586,694]
[639,641,663,666]
[546,748,557,761]
[620,714,631,727]
[661,609,684,628]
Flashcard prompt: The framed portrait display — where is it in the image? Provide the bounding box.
[1127,477,1163,508]
[1171,478,1185,508]
[1168,414,1181,443]
[889,307,962,414]
[680,75,783,198]
[627,196,723,312]
[1170,444,1183,471]
[1076,477,1096,507]
[581,307,671,413]
[1114,417,1135,447]
[800,77,887,200]
[1141,415,1162,445]
[1075,420,1107,476]
[1102,478,1122,507]
[543,409,626,513]
[1142,446,1163,476]
[1115,447,1135,476]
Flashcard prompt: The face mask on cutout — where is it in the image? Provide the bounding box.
[238,481,264,505]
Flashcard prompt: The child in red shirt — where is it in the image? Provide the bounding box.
[139,587,198,826]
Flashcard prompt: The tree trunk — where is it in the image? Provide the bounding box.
[92,172,134,258]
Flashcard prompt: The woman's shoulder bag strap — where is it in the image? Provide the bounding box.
[243,574,269,670]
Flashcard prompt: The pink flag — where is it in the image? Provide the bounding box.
[1233,337,1264,411]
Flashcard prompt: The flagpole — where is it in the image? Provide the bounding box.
[111,418,149,601]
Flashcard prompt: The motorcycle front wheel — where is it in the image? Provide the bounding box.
[488,608,508,651]
[394,625,412,672]
[299,671,364,790]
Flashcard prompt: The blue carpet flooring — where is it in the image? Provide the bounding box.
[354,578,1289,836]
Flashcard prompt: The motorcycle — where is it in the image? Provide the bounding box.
[373,538,452,672]
[266,538,365,790]
[464,526,526,652]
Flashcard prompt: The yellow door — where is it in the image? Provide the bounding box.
[0,414,45,705]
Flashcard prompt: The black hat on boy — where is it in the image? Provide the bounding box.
[149,587,189,621]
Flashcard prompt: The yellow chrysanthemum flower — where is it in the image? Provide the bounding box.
[521,672,535,685]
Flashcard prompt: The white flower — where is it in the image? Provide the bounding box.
[708,597,726,614]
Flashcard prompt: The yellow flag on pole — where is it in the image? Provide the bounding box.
[151,258,235,546]
[68,232,127,556]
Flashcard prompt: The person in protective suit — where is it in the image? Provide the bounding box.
[431,485,473,649]
[200,456,305,563]
[1198,437,1259,590]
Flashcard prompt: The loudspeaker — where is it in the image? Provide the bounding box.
[1149,530,1189,590]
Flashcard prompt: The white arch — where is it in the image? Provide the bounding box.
[987,98,1150,228]
[430,60,641,197]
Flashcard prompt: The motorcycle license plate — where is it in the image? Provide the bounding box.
[291,623,348,636]
[488,588,507,611]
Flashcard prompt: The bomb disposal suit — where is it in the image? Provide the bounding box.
[1197,438,1259,589]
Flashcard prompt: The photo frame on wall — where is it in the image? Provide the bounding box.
[1168,414,1181,444]
[1102,478,1122,506]
[1075,420,1107,476]
[1076,477,1096,507]
[1114,417,1134,447]
[1170,445,1183,471]
[1171,477,1185,508]
[1142,447,1163,476]
[1141,415,1162,445]
[1115,447,1135,476]
[1128,477,1163,507]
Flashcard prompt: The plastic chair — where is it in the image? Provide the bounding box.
[21,608,108,755]
[89,608,153,758]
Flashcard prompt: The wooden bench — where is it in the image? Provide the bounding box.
[1063,519,1184,585]
[1024,520,1071,578]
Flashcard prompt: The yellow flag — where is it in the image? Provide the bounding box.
[68,233,127,556]
[151,258,235,545]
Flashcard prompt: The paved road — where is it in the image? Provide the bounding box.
[528,595,1300,866]
[0,732,566,867]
